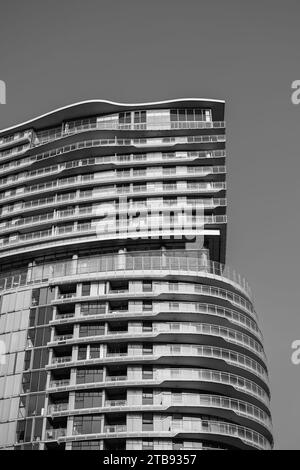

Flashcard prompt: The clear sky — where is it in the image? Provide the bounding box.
[0,0,300,449]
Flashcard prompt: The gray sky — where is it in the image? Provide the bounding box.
[0,0,300,449]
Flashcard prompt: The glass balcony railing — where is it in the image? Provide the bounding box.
[45,428,66,440]
[57,293,76,300]
[0,143,31,160]
[103,425,127,434]
[104,400,127,407]
[47,367,269,405]
[48,403,69,413]
[54,344,267,382]
[0,149,225,177]
[48,379,70,388]
[0,163,225,189]
[0,200,227,233]
[53,334,73,342]
[33,121,225,146]
[0,250,253,299]
[0,216,227,250]
[51,356,72,364]
[0,174,226,203]
[0,190,226,223]
[47,395,270,430]
[104,394,271,429]
[59,300,258,339]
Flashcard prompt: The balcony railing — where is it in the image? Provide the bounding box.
[0,250,253,299]
[57,293,76,300]
[0,169,226,203]
[47,367,268,405]
[0,130,32,149]
[53,334,73,342]
[0,161,225,189]
[50,345,267,381]
[73,420,270,450]
[103,425,127,433]
[0,149,225,178]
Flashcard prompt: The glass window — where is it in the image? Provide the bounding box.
[142,439,154,449]
[142,301,152,312]
[142,390,153,405]
[143,344,153,355]
[142,281,152,292]
[76,368,103,384]
[142,322,152,332]
[82,283,91,296]
[142,413,154,431]
[142,366,153,380]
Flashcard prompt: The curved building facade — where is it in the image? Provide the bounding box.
[0,99,273,450]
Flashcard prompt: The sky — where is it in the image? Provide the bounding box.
[0,0,300,449]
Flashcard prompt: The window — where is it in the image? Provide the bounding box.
[78,346,88,360]
[142,366,153,380]
[119,112,131,124]
[134,111,146,123]
[81,302,106,316]
[142,413,154,431]
[73,415,102,435]
[142,390,153,405]
[90,345,101,359]
[72,441,102,450]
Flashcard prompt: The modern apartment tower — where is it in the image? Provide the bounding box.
[0,99,273,450]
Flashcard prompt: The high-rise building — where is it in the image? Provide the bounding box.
[0,99,273,450]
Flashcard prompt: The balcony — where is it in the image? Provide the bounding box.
[48,379,70,389]
[53,334,73,342]
[33,121,226,146]
[45,428,66,440]
[48,403,69,413]
[0,130,32,149]
[51,356,72,365]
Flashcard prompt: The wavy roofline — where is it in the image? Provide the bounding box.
[0,98,225,135]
